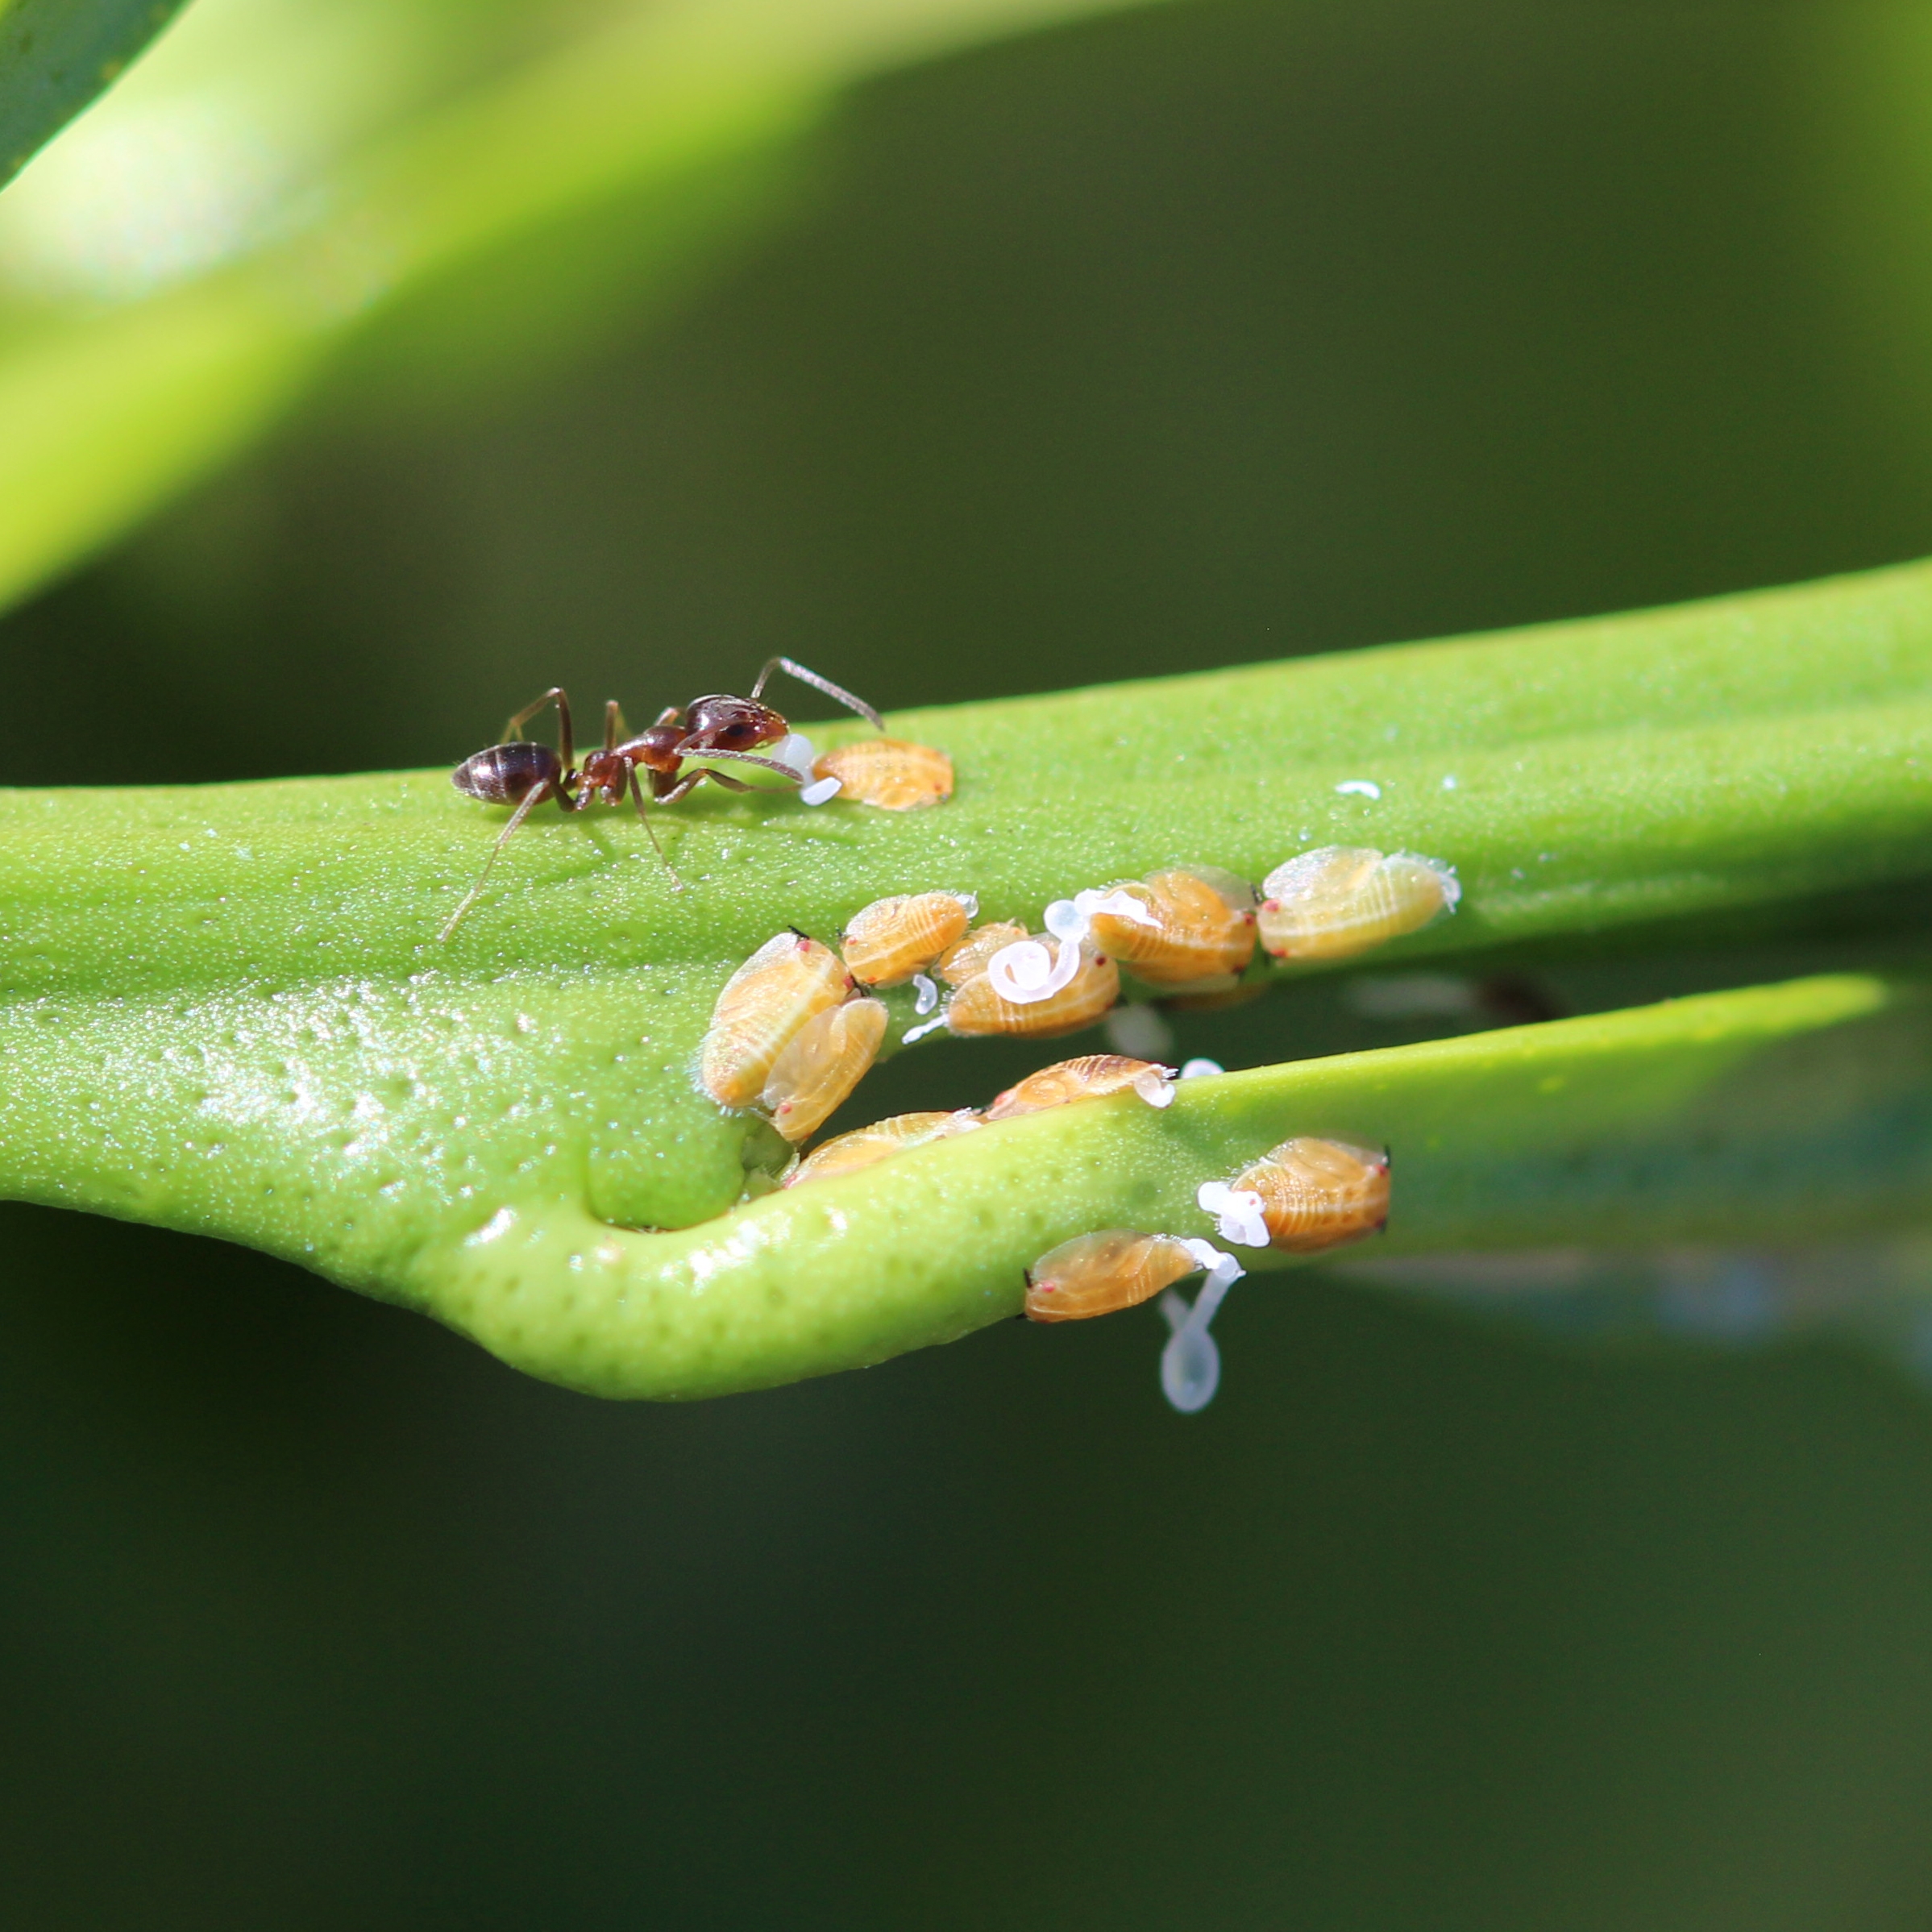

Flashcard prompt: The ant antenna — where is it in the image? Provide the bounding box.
[749,656,885,732]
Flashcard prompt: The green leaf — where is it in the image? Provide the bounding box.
[0,0,189,188]
[5,556,1932,1395]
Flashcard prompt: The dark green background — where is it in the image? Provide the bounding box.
[6,2,1932,1924]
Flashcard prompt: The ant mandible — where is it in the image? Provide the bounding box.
[438,657,883,941]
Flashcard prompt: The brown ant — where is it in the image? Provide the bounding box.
[439,657,883,941]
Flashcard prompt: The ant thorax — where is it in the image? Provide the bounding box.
[629,725,687,774]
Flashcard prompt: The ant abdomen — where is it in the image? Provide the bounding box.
[453,740,562,805]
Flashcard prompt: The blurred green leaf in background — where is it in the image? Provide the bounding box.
[0,0,1182,619]
[12,2,1932,1926]
[0,0,191,188]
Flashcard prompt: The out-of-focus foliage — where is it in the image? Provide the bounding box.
[0,0,190,188]
[0,0,1170,614]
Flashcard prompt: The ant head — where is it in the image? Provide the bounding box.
[683,694,787,753]
[454,740,562,804]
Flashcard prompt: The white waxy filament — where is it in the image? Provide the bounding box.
[1072,886,1157,928]
[987,898,1094,1004]
[985,897,1090,1006]
[1159,1242,1245,1413]
[771,733,840,804]
[1043,899,1087,944]
[986,938,1067,1003]
[1197,1181,1269,1249]
[1132,1066,1176,1108]
[771,733,816,777]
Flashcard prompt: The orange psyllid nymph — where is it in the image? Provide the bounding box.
[985,1053,1174,1120]
[1024,1231,1211,1323]
[933,920,1028,987]
[1082,866,1258,987]
[841,891,974,987]
[945,945,1120,1039]
[760,996,890,1143]
[1232,1136,1390,1252]
[1256,846,1459,962]
[700,931,852,1109]
[812,737,954,810]
[783,1108,982,1186]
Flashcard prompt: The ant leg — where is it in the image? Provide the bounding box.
[438,783,553,942]
[502,688,560,742]
[628,769,685,891]
[651,772,704,808]
[501,687,575,770]
[604,700,628,752]
[749,656,884,732]
[654,771,752,823]
[647,755,781,806]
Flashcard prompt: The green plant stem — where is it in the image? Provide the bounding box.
[6,557,1932,1394]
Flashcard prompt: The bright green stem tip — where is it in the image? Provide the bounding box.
[6,557,1932,1396]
